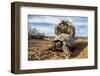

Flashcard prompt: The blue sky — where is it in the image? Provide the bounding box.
[28,15,88,37]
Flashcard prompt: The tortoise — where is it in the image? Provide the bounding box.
[48,33,75,59]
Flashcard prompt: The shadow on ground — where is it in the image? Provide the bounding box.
[70,39,88,58]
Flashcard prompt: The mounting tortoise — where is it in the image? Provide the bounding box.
[48,20,76,59]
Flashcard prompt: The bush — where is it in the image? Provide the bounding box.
[28,27,45,39]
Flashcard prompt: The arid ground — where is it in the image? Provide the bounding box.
[28,37,88,60]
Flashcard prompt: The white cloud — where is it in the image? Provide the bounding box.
[28,16,88,37]
[29,16,60,25]
[28,16,73,26]
[73,22,88,26]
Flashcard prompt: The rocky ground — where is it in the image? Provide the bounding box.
[28,38,88,60]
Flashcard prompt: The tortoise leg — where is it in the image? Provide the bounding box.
[62,45,71,59]
[48,42,56,50]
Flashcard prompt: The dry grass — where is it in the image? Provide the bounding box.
[28,38,88,60]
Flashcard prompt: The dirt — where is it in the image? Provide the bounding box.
[28,38,88,60]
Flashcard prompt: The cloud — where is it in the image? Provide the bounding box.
[28,15,88,37]
[28,16,60,25]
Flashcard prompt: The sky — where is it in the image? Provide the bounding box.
[28,15,88,37]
